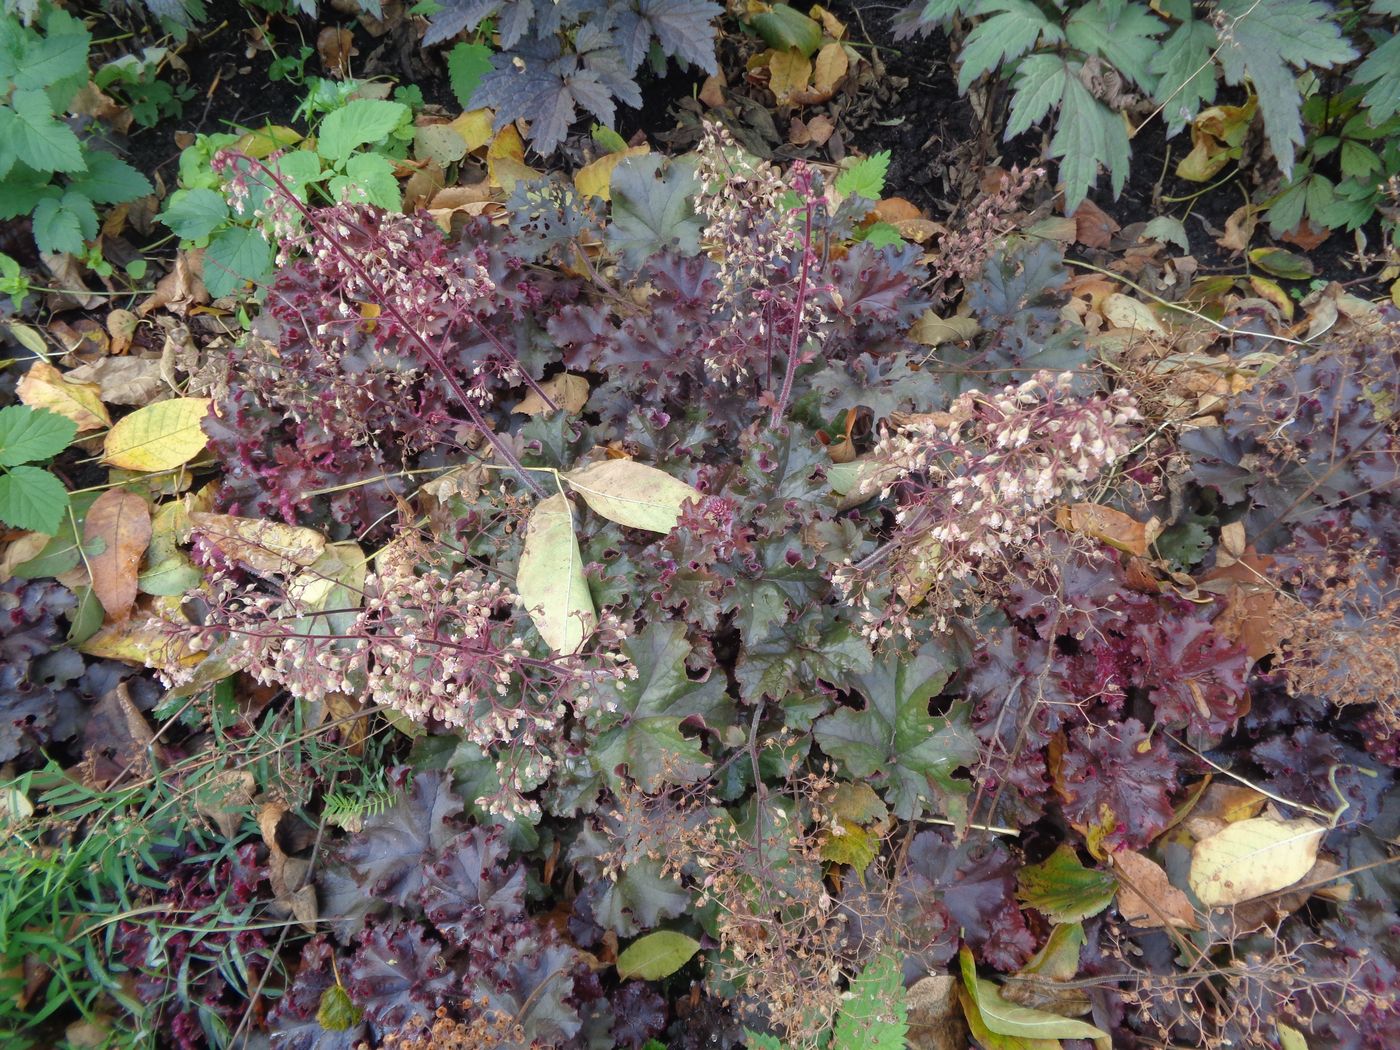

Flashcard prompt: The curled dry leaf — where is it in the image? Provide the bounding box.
[106,309,139,354]
[1112,850,1197,928]
[517,492,596,653]
[317,26,357,78]
[906,974,967,1050]
[16,361,111,432]
[564,458,702,533]
[1188,815,1326,908]
[1055,502,1156,556]
[190,512,327,574]
[64,356,165,406]
[83,489,152,622]
[513,372,590,416]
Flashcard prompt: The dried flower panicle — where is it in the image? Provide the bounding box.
[838,371,1139,637]
[694,122,830,387]
[933,164,1044,288]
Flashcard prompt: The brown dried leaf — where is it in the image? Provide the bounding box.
[189,512,326,574]
[196,769,255,838]
[137,251,208,317]
[1071,198,1119,248]
[513,372,590,416]
[907,974,967,1050]
[106,309,139,354]
[317,26,357,78]
[64,356,164,406]
[1216,204,1257,254]
[16,360,110,432]
[1056,503,1156,556]
[83,489,152,622]
[813,41,849,94]
[1113,850,1197,928]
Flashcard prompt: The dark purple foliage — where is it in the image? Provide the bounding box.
[1058,719,1178,850]
[346,921,458,1031]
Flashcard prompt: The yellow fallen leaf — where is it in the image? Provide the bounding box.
[1101,293,1166,336]
[1188,815,1325,908]
[767,49,812,104]
[451,109,495,152]
[513,372,590,416]
[80,614,203,669]
[16,360,110,431]
[103,398,212,472]
[812,42,848,94]
[190,512,326,574]
[487,124,541,190]
[517,493,596,653]
[575,145,650,200]
[234,124,303,159]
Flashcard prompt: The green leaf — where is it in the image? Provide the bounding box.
[0,466,70,535]
[1,9,90,91]
[1016,845,1117,922]
[744,1032,784,1050]
[0,165,58,219]
[833,953,907,1050]
[813,639,977,819]
[1006,53,1068,139]
[1051,70,1130,209]
[446,41,494,109]
[31,191,95,255]
[1248,246,1315,280]
[316,99,410,163]
[66,585,104,646]
[272,149,325,199]
[861,221,904,248]
[1355,33,1400,124]
[958,0,1061,93]
[1339,139,1381,179]
[564,458,702,533]
[67,151,153,205]
[1151,18,1219,135]
[616,930,701,980]
[750,4,823,57]
[203,224,272,298]
[0,404,77,466]
[590,622,732,792]
[959,946,1109,1041]
[159,187,230,241]
[1214,0,1358,176]
[834,150,890,200]
[4,89,85,173]
[607,154,702,271]
[1142,215,1190,253]
[315,984,363,1031]
[1064,0,1164,89]
[329,152,401,210]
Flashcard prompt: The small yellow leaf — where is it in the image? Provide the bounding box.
[16,360,110,432]
[487,125,541,190]
[1101,293,1166,336]
[813,42,848,94]
[451,109,495,152]
[575,145,650,200]
[234,125,303,159]
[767,48,812,104]
[1248,275,1295,321]
[80,614,203,668]
[103,398,212,472]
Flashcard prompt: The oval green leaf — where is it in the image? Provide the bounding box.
[616,930,701,980]
[959,946,1108,1041]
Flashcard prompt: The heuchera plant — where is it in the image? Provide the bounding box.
[132,119,1400,1048]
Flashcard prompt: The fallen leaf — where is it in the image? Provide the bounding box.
[575,145,650,201]
[1055,503,1155,556]
[136,252,207,317]
[1101,293,1166,336]
[103,397,212,472]
[564,458,703,533]
[958,946,1108,1041]
[83,489,152,621]
[513,372,590,416]
[451,109,494,152]
[190,513,326,574]
[699,71,726,108]
[1280,218,1330,252]
[767,48,812,104]
[516,493,596,653]
[16,360,110,432]
[1112,850,1197,928]
[317,26,357,78]
[615,931,701,980]
[1216,204,1257,253]
[1189,815,1326,908]
[1071,198,1119,248]
[195,769,254,838]
[1247,275,1294,321]
[413,123,468,166]
[911,311,980,345]
[811,41,848,96]
[907,974,967,1050]
[64,356,165,406]
[106,309,139,354]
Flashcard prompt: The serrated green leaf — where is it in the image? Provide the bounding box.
[958,0,1062,93]
[813,640,976,819]
[1214,0,1357,176]
[0,404,77,466]
[743,1031,784,1050]
[834,150,890,200]
[316,99,410,163]
[0,466,69,535]
[68,151,153,205]
[1142,215,1189,253]
[203,224,272,298]
[1064,0,1164,88]
[607,154,702,271]
[160,187,230,241]
[1016,845,1117,922]
[446,41,494,109]
[1006,53,1068,139]
[30,192,89,255]
[1,10,90,91]
[616,930,701,980]
[1355,33,1400,124]
[833,953,907,1050]
[1052,70,1130,209]
[1151,18,1220,135]
[590,622,731,792]
[329,151,401,210]
[5,89,85,173]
